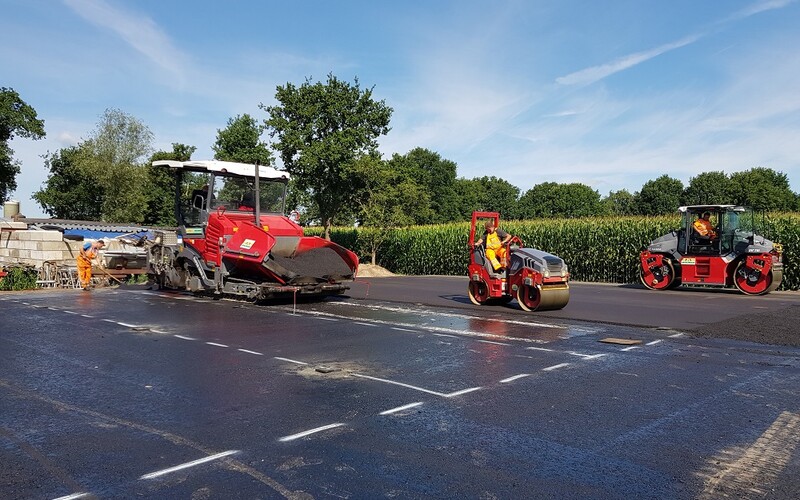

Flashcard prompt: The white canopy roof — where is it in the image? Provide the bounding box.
[152,160,290,180]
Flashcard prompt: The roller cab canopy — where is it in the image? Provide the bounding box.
[152,160,291,182]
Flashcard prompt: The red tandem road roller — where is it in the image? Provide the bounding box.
[467,211,570,311]
[640,205,783,295]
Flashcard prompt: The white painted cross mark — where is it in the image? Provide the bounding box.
[380,402,423,415]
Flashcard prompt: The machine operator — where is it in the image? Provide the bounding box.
[473,221,512,271]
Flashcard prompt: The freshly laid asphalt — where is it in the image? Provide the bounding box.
[1,280,799,499]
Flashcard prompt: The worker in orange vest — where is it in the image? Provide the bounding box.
[474,221,512,271]
[77,240,105,290]
[693,212,717,241]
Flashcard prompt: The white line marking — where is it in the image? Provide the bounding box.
[80,314,94,318]
[139,450,239,479]
[101,319,116,323]
[567,351,600,358]
[476,340,510,346]
[380,402,423,415]
[445,387,482,398]
[352,373,448,397]
[313,317,338,321]
[150,329,167,334]
[433,333,456,338]
[174,335,196,341]
[669,332,684,338]
[63,311,78,315]
[117,322,138,328]
[354,321,377,327]
[278,423,345,442]
[391,327,418,332]
[621,346,640,351]
[238,349,263,356]
[52,493,91,500]
[500,374,531,383]
[646,340,663,346]
[206,342,228,348]
[543,363,570,371]
[527,346,555,352]
[274,357,308,365]
[582,354,607,360]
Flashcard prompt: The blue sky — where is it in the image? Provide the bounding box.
[3,0,799,217]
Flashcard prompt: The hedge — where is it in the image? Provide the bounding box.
[306,213,800,291]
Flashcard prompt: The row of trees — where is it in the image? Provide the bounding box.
[4,79,799,241]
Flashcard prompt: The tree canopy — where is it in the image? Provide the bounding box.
[213,114,272,165]
[727,167,795,211]
[683,171,730,206]
[262,74,393,239]
[518,182,601,218]
[0,87,45,201]
[35,109,153,222]
[635,175,684,215]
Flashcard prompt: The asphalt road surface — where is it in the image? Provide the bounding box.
[1,280,799,499]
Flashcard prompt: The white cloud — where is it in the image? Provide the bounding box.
[555,34,702,87]
[63,0,189,81]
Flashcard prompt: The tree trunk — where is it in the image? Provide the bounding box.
[324,217,332,241]
[371,249,377,265]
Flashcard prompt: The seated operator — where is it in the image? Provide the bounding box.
[473,221,512,271]
[693,211,717,243]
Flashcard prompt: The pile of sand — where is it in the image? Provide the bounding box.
[356,263,395,277]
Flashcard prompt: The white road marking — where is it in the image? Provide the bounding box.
[433,333,456,338]
[352,373,446,396]
[699,411,800,498]
[101,319,116,323]
[238,349,263,356]
[391,327,418,332]
[380,402,423,415]
[63,311,78,315]
[174,335,196,341]
[274,357,308,365]
[646,340,663,346]
[206,342,228,348]
[314,317,338,322]
[149,329,167,334]
[354,321,378,327]
[139,450,239,479]
[117,322,138,328]
[500,374,531,383]
[80,314,94,318]
[567,351,601,358]
[669,332,684,338]
[527,346,555,352]
[278,423,345,442]
[52,493,92,500]
[543,363,570,371]
[445,387,482,398]
[621,346,640,352]
[476,340,510,346]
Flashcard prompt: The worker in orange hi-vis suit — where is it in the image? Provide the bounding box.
[693,211,717,240]
[77,240,105,290]
[474,221,512,271]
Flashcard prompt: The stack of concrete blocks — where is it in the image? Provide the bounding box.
[0,221,83,267]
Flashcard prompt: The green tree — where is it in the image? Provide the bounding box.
[353,155,432,263]
[33,146,102,219]
[453,177,486,219]
[602,189,636,215]
[727,167,795,211]
[474,176,520,218]
[262,74,393,239]
[683,171,731,205]
[144,143,196,225]
[518,182,601,218]
[0,87,45,200]
[388,148,460,223]
[34,109,153,222]
[634,175,684,215]
[213,114,273,164]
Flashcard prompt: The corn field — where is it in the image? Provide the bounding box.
[307,213,800,291]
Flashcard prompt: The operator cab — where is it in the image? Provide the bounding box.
[678,205,756,256]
